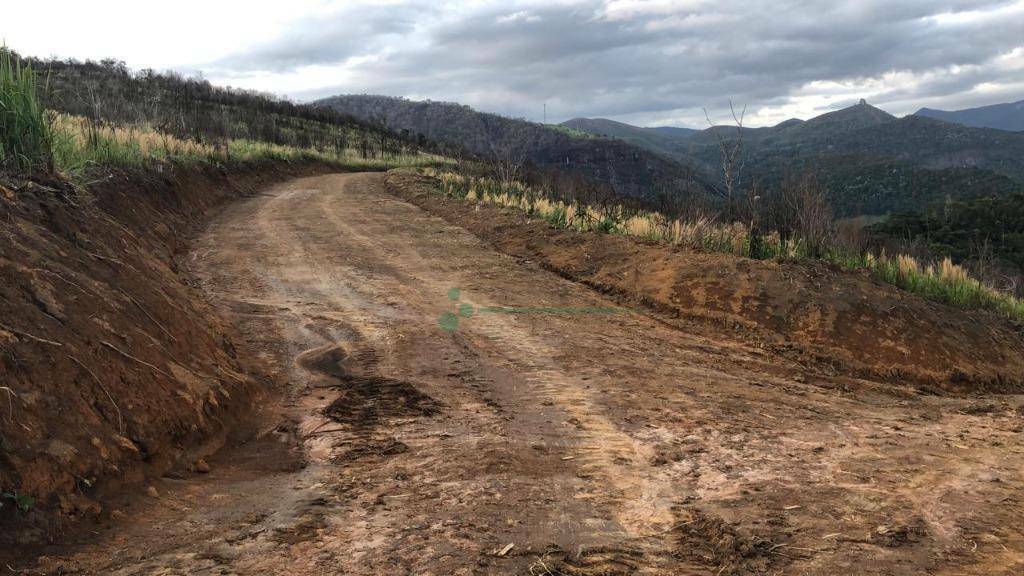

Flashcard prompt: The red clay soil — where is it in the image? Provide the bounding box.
[0,160,336,546]
[386,170,1024,392]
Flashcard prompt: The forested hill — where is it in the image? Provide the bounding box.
[563,101,1024,216]
[315,95,713,201]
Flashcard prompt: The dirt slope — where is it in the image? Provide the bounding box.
[16,173,1024,575]
[0,161,334,545]
[386,171,1024,391]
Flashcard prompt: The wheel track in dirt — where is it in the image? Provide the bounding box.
[28,173,1024,576]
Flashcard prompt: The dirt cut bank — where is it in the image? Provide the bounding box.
[0,161,338,545]
[387,170,1024,392]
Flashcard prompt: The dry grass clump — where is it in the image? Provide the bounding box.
[52,114,211,169]
[871,253,1024,319]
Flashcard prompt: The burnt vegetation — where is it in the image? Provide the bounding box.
[317,94,714,202]
[1,49,447,176]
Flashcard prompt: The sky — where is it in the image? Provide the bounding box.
[5,0,1024,127]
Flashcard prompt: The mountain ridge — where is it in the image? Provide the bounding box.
[319,94,1024,217]
[915,99,1024,132]
[560,100,1024,215]
[315,94,714,202]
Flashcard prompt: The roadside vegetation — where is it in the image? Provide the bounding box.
[0,48,54,173]
[0,47,446,179]
[49,114,436,173]
[425,167,1024,322]
[868,193,1024,297]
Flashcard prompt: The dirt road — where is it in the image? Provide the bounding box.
[35,173,1024,575]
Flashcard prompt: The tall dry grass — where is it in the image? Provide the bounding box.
[47,113,447,175]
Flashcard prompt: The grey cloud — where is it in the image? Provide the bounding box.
[210,4,434,72]
[205,0,1024,126]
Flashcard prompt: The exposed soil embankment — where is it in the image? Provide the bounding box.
[387,170,1024,391]
[0,161,335,543]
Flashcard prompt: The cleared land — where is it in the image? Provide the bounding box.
[27,173,1024,575]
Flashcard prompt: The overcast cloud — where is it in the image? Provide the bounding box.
[6,0,1024,127]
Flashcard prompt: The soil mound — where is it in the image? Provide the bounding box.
[0,161,333,543]
[388,171,1024,391]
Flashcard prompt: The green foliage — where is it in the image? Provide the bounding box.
[544,124,594,140]
[797,157,1023,217]
[866,255,1024,320]
[0,47,53,173]
[594,214,622,234]
[869,193,1024,273]
[543,204,568,228]
[1,491,34,514]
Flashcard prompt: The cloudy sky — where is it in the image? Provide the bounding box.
[6,0,1024,127]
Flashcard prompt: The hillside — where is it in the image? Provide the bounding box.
[566,101,1024,216]
[315,95,713,201]
[916,99,1024,132]
[20,57,440,174]
[561,117,693,159]
[786,115,1024,179]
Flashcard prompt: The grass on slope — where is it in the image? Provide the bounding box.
[1,47,447,179]
[50,114,445,175]
[425,168,1024,323]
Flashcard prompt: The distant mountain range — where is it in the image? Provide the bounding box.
[915,99,1024,132]
[318,95,1024,217]
[561,99,1024,215]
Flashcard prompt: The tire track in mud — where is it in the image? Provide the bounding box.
[300,177,712,573]
[308,177,683,535]
[244,175,707,574]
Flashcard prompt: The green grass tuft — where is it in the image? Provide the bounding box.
[0,47,53,174]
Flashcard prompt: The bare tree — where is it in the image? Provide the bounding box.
[703,101,746,213]
[785,172,833,257]
[487,135,524,186]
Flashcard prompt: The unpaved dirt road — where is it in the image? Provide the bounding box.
[35,173,1024,575]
